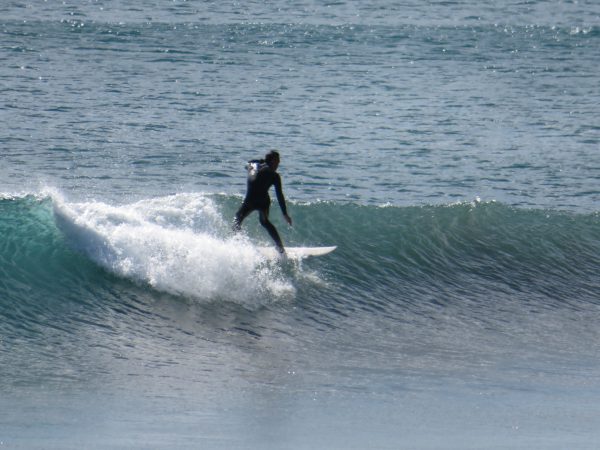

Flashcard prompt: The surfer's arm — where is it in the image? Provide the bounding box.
[274,174,291,225]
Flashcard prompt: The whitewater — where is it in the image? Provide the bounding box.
[1,0,600,448]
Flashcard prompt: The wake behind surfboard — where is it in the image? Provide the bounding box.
[258,246,337,260]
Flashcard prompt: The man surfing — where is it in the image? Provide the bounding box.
[233,150,292,254]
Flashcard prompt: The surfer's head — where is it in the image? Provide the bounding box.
[265,150,280,170]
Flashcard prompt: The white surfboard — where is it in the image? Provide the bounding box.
[258,246,337,260]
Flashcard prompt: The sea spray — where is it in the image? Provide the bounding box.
[51,192,296,304]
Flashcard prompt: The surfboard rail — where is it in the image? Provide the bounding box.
[257,246,337,260]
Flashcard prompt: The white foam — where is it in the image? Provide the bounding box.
[51,192,295,304]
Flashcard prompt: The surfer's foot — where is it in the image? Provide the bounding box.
[276,246,287,259]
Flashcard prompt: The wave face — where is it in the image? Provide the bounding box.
[1,193,598,317]
[327,199,600,308]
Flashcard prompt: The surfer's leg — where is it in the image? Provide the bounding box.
[233,202,253,231]
[258,208,285,253]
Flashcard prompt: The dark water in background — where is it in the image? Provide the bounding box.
[1,1,600,448]
[1,2,599,209]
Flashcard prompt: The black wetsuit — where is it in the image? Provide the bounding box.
[233,160,288,251]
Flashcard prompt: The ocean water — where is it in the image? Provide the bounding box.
[1,1,600,448]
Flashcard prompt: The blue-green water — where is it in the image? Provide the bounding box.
[1,1,599,448]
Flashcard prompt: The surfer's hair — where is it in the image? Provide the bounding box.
[265,150,280,164]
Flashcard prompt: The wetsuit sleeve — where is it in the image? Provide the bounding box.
[273,173,288,216]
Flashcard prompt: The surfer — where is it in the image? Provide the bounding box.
[233,150,293,254]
